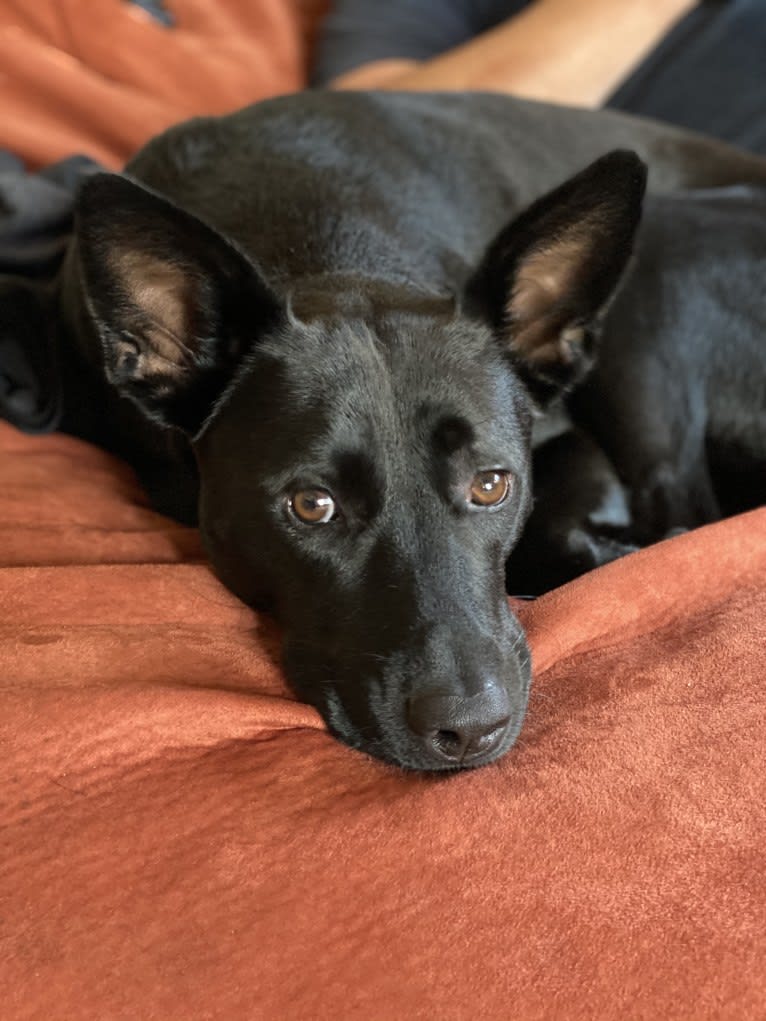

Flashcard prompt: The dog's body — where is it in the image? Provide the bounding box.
[508,185,766,593]
[575,185,766,535]
[13,92,766,769]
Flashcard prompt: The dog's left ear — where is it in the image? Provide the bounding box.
[76,173,285,435]
[466,150,647,403]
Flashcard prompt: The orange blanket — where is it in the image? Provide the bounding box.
[0,0,325,168]
[2,424,765,1019]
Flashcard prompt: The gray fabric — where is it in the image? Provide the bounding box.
[0,153,101,278]
[312,0,766,156]
[128,0,174,27]
[608,0,766,155]
[312,0,529,84]
[0,154,101,433]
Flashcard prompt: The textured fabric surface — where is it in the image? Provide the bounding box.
[1,421,765,1019]
[0,0,326,168]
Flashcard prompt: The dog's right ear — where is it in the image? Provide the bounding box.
[465,150,646,405]
[76,173,284,436]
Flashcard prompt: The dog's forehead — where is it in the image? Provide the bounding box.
[205,310,530,491]
[261,313,521,427]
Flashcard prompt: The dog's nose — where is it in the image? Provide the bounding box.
[407,685,512,765]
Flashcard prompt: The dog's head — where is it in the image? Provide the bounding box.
[73,150,645,770]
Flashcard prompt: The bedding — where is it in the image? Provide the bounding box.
[0,0,324,168]
[1,425,765,1020]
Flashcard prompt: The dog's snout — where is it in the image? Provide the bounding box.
[407,685,512,765]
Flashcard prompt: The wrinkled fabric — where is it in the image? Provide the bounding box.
[0,0,324,168]
[0,153,101,277]
[1,421,764,1019]
[0,156,101,433]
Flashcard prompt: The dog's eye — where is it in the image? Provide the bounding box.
[469,470,511,507]
[289,488,337,524]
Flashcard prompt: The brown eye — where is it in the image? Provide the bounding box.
[469,470,511,507]
[289,488,337,524]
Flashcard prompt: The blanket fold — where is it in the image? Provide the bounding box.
[1,420,764,1019]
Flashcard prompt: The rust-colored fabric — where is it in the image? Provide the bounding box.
[1,420,765,1019]
[0,0,327,169]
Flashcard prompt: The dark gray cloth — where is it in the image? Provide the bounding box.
[313,0,526,84]
[128,0,174,27]
[313,0,766,156]
[0,154,101,432]
[0,152,102,278]
[608,0,766,155]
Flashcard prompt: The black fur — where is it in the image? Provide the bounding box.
[573,186,766,539]
[507,184,766,593]
[10,92,766,769]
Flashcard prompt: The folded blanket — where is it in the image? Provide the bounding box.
[1,421,764,1019]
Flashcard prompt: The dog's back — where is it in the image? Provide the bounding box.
[572,185,766,533]
[124,92,766,295]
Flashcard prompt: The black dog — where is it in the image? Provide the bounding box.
[507,182,766,595]
[8,92,766,770]
[573,185,766,537]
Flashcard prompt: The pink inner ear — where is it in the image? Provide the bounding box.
[505,227,600,363]
[111,251,194,379]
